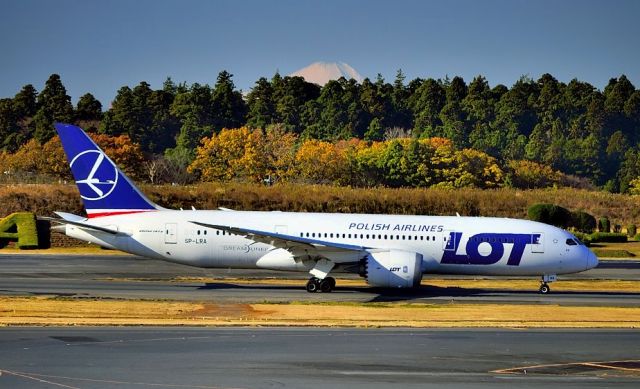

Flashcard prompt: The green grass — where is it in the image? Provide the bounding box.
[591,249,636,258]
[590,240,640,258]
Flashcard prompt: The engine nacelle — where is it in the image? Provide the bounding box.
[363,249,423,288]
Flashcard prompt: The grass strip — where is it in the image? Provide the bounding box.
[1,296,638,328]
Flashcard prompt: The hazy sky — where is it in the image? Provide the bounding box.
[1,0,638,105]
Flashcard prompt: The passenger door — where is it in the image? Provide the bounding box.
[165,223,177,244]
[531,233,544,253]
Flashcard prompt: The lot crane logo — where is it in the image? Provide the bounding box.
[70,150,119,201]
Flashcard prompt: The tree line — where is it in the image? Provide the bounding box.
[1,71,639,191]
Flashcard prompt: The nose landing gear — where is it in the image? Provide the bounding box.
[538,274,556,294]
[539,283,550,294]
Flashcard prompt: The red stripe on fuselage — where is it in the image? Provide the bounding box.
[87,210,156,218]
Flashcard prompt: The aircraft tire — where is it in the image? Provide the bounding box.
[320,278,334,293]
[539,283,550,294]
[306,278,320,293]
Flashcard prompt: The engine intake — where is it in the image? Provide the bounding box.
[362,249,423,288]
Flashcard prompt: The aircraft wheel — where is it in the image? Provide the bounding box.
[539,283,550,294]
[320,278,334,293]
[306,278,320,293]
[326,277,336,289]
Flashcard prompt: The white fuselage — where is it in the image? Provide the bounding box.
[63,210,597,277]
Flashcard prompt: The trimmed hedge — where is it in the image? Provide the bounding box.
[572,231,592,246]
[0,212,39,249]
[570,211,596,233]
[527,203,572,228]
[598,217,611,232]
[589,232,627,243]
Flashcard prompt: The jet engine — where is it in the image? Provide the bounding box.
[362,249,423,288]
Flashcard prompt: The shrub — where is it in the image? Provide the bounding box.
[572,231,592,246]
[598,217,611,232]
[0,212,39,249]
[627,224,637,237]
[527,203,572,228]
[570,211,596,233]
[589,232,627,243]
[613,224,622,233]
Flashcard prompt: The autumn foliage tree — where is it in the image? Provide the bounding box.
[187,127,513,189]
[0,133,144,182]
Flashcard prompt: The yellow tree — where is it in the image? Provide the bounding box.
[190,127,274,182]
[452,148,504,188]
[294,139,346,184]
[190,128,248,181]
[422,137,456,186]
[2,139,46,176]
[507,160,561,189]
[41,136,71,179]
[349,140,388,186]
[261,125,298,182]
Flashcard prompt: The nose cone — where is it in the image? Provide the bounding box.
[586,249,599,270]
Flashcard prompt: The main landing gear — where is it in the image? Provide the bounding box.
[306,277,336,293]
[538,274,557,294]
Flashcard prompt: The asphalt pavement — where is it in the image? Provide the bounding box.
[0,254,639,305]
[0,327,638,388]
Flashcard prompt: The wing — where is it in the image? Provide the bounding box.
[189,221,368,263]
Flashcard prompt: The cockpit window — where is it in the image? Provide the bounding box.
[566,238,578,246]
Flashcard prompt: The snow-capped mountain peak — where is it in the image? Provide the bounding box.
[289,62,363,85]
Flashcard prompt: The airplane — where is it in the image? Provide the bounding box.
[44,123,599,294]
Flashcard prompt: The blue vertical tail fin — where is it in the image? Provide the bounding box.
[55,123,162,218]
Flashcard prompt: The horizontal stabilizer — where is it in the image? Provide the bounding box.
[54,211,87,222]
[39,216,121,235]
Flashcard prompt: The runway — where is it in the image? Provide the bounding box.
[0,327,638,388]
[1,254,639,387]
[1,254,639,305]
